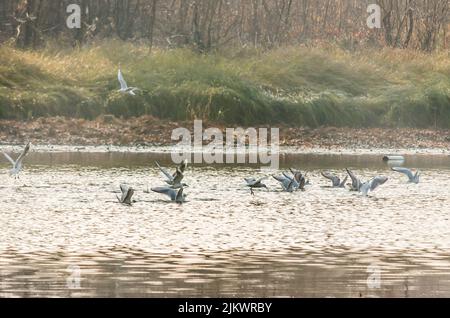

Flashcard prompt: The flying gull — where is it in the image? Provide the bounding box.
[360,176,388,196]
[273,173,300,192]
[321,171,348,188]
[288,168,307,190]
[2,142,31,179]
[118,67,139,96]
[151,186,187,204]
[155,160,188,189]
[245,177,268,195]
[391,167,420,184]
[346,168,363,191]
[116,184,135,205]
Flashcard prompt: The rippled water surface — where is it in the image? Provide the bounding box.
[1,152,450,297]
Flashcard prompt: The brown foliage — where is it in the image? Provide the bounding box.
[0,0,448,51]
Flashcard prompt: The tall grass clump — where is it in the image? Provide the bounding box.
[0,40,449,127]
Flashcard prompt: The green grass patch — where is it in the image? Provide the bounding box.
[0,40,449,127]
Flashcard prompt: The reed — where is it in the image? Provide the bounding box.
[0,40,448,127]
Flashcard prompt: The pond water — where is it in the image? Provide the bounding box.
[1,151,450,297]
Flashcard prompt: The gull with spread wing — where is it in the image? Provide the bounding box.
[118,66,139,96]
[116,184,135,206]
[155,160,189,189]
[346,168,363,191]
[151,186,187,204]
[360,176,388,197]
[273,172,301,192]
[391,167,420,184]
[288,168,307,190]
[321,171,347,188]
[2,142,31,179]
[245,176,268,195]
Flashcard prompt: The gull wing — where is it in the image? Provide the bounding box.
[293,172,303,183]
[151,187,177,201]
[282,171,294,180]
[391,167,414,181]
[360,181,371,196]
[360,176,388,196]
[120,184,129,193]
[118,69,128,90]
[16,142,31,166]
[123,188,134,205]
[119,184,130,202]
[286,178,298,192]
[346,168,363,190]
[118,185,134,205]
[172,168,184,185]
[175,188,184,203]
[256,176,268,183]
[339,175,348,188]
[245,178,257,186]
[273,175,292,190]
[369,176,388,191]
[246,176,268,186]
[155,161,174,182]
[346,168,358,185]
[299,176,306,190]
[273,175,289,183]
[321,171,340,186]
[290,168,303,179]
[177,159,188,174]
[2,152,15,166]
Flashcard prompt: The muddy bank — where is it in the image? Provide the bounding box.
[1,116,450,152]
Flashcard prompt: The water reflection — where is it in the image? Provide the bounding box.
[1,152,450,297]
[2,248,450,297]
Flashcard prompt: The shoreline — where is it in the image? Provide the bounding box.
[1,116,450,155]
[0,144,449,157]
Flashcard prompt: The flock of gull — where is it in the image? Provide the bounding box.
[112,67,421,201]
[3,142,422,206]
[247,165,419,197]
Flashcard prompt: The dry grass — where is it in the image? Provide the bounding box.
[0,40,449,127]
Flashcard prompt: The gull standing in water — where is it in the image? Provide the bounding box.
[245,177,268,195]
[2,142,31,179]
[391,167,420,184]
[116,184,135,206]
[118,66,139,96]
[151,186,186,204]
[346,168,363,191]
[321,171,347,188]
[360,176,388,196]
[155,160,188,189]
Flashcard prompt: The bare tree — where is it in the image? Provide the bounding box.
[0,0,448,51]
